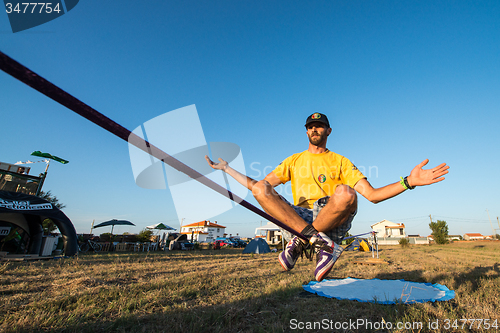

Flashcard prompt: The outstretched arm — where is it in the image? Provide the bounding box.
[205,155,258,191]
[354,159,449,204]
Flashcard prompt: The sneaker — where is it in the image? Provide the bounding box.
[279,236,308,271]
[309,232,344,281]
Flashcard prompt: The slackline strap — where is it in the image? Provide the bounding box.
[342,231,377,241]
[0,50,307,241]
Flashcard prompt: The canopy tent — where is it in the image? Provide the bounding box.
[242,238,271,254]
[147,223,176,250]
[0,190,78,256]
[146,223,176,231]
[303,278,455,304]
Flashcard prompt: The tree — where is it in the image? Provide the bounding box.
[429,220,449,244]
[39,191,66,209]
[137,229,153,242]
[343,232,354,245]
[39,191,66,235]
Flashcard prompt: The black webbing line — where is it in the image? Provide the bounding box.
[0,50,307,242]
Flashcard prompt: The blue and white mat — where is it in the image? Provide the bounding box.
[303,278,455,304]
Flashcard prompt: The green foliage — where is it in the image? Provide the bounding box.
[137,229,153,242]
[39,190,66,210]
[399,237,409,248]
[429,220,449,244]
[42,218,57,235]
[343,232,354,245]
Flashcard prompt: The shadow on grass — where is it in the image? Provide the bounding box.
[373,269,426,283]
[10,284,399,333]
[13,248,498,333]
[375,263,500,293]
[434,263,500,293]
[373,263,500,293]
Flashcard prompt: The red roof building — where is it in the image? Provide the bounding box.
[463,233,485,241]
[180,220,226,242]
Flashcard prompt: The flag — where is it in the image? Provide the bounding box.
[31,151,69,164]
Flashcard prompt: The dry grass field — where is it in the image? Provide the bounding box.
[1,241,499,333]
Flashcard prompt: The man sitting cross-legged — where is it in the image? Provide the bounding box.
[206,112,449,281]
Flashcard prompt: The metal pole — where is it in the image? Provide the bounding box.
[371,233,375,258]
[35,160,50,196]
[37,160,50,196]
[43,159,50,174]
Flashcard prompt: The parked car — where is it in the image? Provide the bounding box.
[213,239,225,249]
[229,238,247,248]
[214,238,236,248]
[222,240,236,248]
[169,234,194,250]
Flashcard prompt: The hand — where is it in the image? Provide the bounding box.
[205,155,228,172]
[407,159,449,187]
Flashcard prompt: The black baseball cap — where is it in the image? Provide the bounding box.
[305,112,330,128]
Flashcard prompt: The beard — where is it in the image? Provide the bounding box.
[307,131,328,146]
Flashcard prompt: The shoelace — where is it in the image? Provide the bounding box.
[291,238,312,260]
[289,237,333,262]
[308,238,333,261]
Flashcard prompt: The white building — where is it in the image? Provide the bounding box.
[371,220,406,238]
[371,220,406,245]
[180,220,226,242]
[463,233,484,241]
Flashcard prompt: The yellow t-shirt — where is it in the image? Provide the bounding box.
[273,150,366,209]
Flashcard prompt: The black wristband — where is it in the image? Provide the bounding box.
[301,224,318,239]
[404,176,415,190]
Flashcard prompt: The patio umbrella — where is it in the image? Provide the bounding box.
[146,223,176,231]
[147,223,176,250]
[93,219,135,235]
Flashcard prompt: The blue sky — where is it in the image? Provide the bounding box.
[1,1,499,238]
